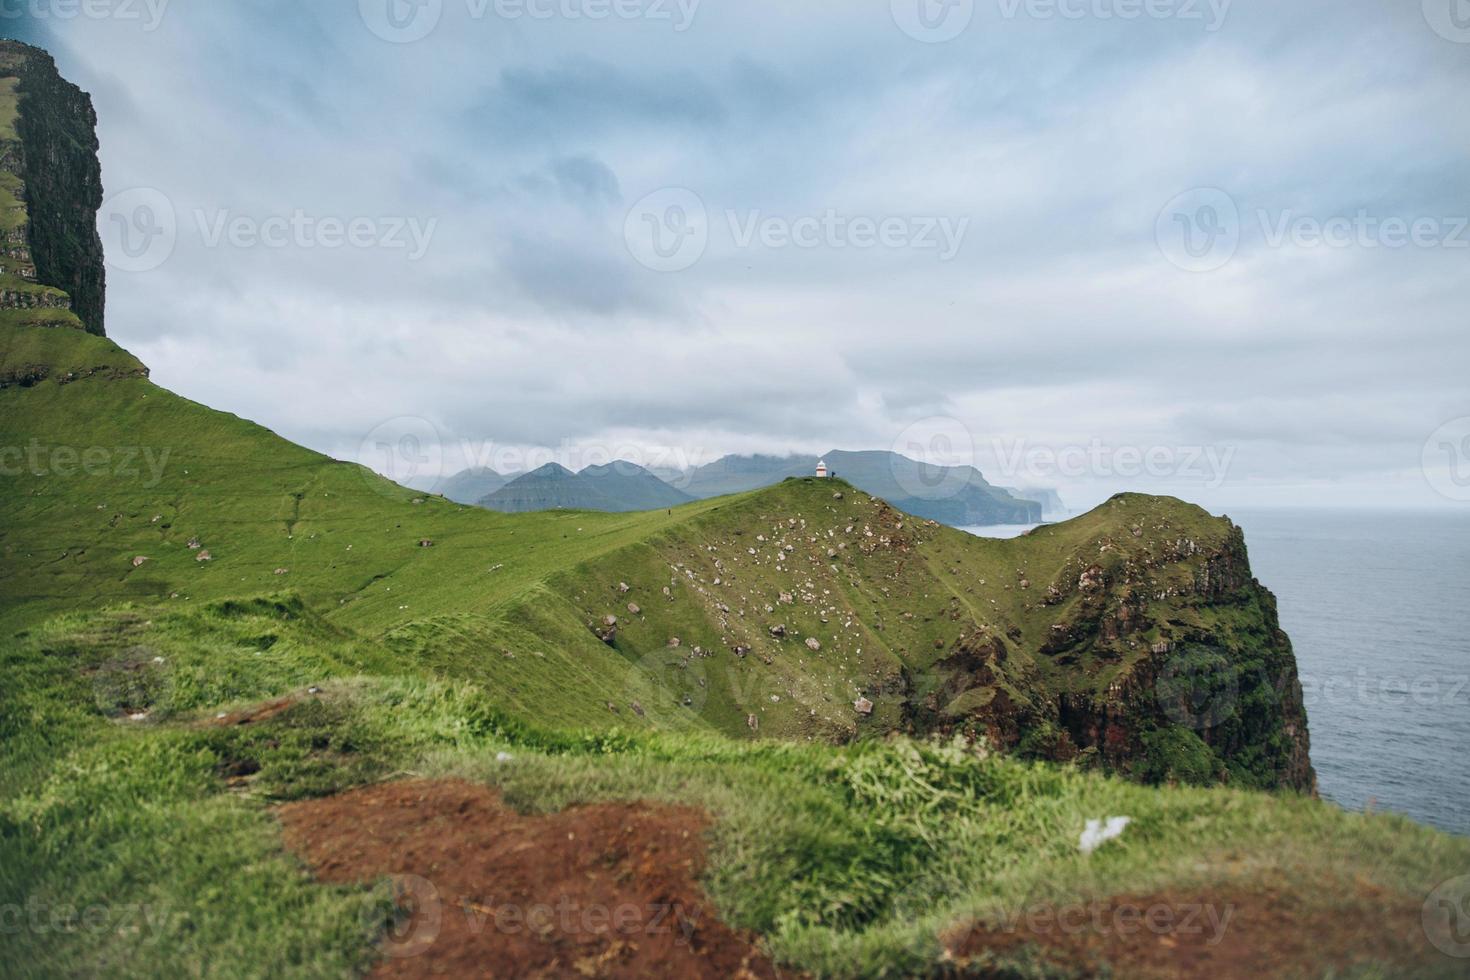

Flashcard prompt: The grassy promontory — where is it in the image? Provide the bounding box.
[2,322,1466,977]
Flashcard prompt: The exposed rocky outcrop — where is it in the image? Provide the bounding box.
[0,41,106,336]
[915,499,1316,793]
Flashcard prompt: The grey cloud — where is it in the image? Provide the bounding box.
[36,0,1470,509]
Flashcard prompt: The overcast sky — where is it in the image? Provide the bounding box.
[14,0,1470,512]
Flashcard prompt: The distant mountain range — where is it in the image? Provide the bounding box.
[455,451,1063,526]
[441,467,511,505]
[478,461,694,513]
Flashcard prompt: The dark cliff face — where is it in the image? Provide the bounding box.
[907,498,1317,794]
[0,42,106,336]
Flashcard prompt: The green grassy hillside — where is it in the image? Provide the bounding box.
[0,319,1311,789]
[4,322,1466,977]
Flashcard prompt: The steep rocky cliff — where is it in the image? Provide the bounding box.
[0,41,105,336]
[910,495,1316,792]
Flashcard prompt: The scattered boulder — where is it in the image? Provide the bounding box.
[195,550,212,562]
[419,539,434,548]
[187,537,201,550]
[628,603,642,615]
[591,616,618,645]
[631,701,646,717]
[274,568,289,575]
[618,582,630,593]
[805,637,822,652]
[130,555,149,568]
[853,697,874,715]
[746,714,759,732]
[769,624,787,639]
[668,637,682,648]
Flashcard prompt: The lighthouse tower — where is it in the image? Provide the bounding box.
[815,460,829,478]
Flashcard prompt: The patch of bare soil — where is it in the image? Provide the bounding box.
[943,883,1436,979]
[211,696,297,726]
[277,778,781,978]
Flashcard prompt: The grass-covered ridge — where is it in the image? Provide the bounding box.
[0,322,1311,790]
[2,325,1464,976]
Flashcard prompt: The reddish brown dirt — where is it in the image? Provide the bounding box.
[211,696,297,726]
[277,779,781,979]
[943,883,1437,979]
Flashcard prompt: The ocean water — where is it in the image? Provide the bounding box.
[965,509,1470,836]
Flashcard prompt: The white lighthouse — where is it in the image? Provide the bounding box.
[815,460,829,478]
